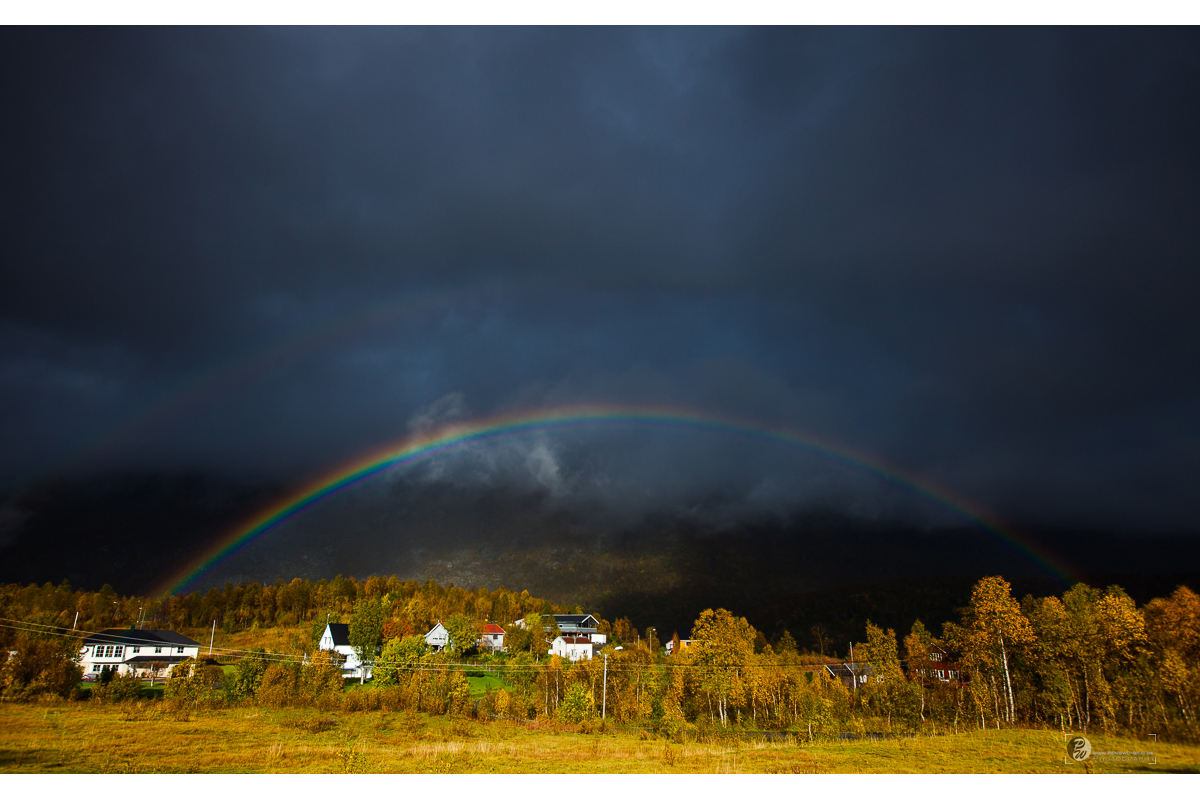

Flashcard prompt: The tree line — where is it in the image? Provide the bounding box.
[1,575,1197,742]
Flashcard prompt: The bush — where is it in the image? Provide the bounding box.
[659,717,697,743]
[228,650,270,699]
[0,635,83,700]
[93,672,143,703]
[557,682,594,724]
[255,652,344,709]
[577,718,609,734]
[341,688,382,712]
[165,659,226,710]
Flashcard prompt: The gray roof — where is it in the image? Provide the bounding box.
[325,623,351,646]
[82,629,200,647]
[150,630,201,646]
[825,662,874,678]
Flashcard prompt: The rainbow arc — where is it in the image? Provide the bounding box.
[155,405,1075,596]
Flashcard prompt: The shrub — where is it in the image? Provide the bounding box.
[342,688,382,712]
[93,672,143,703]
[0,635,83,700]
[255,652,344,709]
[660,717,697,743]
[557,682,594,724]
[228,650,270,699]
[165,658,226,709]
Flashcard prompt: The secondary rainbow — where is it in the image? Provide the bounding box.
[156,405,1076,596]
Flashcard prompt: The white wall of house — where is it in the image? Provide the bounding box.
[425,622,451,651]
[318,623,369,679]
[550,636,594,661]
[478,631,505,651]
[79,641,199,677]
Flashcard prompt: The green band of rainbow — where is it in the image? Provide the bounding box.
[155,405,1075,596]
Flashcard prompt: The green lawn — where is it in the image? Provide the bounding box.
[466,675,508,699]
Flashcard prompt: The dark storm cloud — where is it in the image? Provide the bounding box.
[1,27,1199,533]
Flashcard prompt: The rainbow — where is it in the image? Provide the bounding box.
[155,405,1076,596]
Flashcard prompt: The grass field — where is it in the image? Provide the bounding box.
[0,702,1193,774]
[466,674,508,698]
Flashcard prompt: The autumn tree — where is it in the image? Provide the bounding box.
[374,634,428,686]
[904,620,935,722]
[443,613,479,656]
[691,608,757,726]
[1145,585,1200,730]
[0,631,82,700]
[349,596,385,684]
[611,617,636,645]
[810,623,829,657]
[945,576,1035,727]
[860,621,914,729]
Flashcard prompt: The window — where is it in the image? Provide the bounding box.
[131,647,140,654]
[154,647,162,654]
[176,647,184,654]
[113,646,124,658]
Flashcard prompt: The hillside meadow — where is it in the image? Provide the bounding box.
[0,702,1193,774]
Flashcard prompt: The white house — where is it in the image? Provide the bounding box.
[80,629,200,678]
[318,622,370,680]
[514,614,607,646]
[425,621,452,651]
[550,635,594,661]
[478,623,505,652]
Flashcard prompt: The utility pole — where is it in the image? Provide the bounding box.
[602,653,608,719]
[209,619,216,656]
[849,642,857,694]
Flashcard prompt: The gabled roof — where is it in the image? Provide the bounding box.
[558,636,592,645]
[552,614,598,627]
[480,623,505,635]
[151,630,201,646]
[825,662,874,678]
[324,623,350,647]
[82,629,200,647]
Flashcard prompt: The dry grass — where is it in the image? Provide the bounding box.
[196,624,314,660]
[1,702,1196,773]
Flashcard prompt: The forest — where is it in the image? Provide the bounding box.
[1,574,1198,744]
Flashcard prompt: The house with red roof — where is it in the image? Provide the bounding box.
[478,622,506,652]
[550,635,594,661]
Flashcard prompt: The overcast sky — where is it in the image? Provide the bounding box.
[2,27,1198,535]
